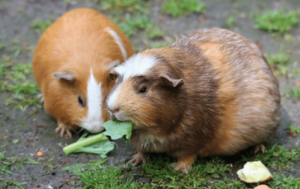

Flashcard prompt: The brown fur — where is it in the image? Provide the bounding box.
[108,28,281,173]
[32,8,134,136]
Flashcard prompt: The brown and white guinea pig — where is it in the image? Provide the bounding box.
[32,8,134,137]
[106,28,281,174]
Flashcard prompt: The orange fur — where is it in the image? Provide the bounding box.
[198,43,239,155]
[32,8,134,136]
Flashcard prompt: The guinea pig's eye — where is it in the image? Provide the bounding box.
[138,87,148,94]
[78,96,85,107]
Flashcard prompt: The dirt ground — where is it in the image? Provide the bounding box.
[1,0,300,188]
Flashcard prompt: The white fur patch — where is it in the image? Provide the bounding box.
[81,69,104,133]
[105,27,127,60]
[115,53,157,80]
[106,54,157,111]
[106,83,122,112]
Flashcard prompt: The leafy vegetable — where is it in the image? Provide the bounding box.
[63,120,133,157]
[63,133,111,157]
[103,120,133,142]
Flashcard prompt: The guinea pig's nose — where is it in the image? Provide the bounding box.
[112,107,120,113]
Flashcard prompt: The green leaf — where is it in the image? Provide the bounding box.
[75,140,115,159]
[61,163,88,172]
[103,120,133,142]
[63,120,133,156]
[63,133,109,156]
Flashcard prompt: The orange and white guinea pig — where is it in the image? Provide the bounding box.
[32,8,134,137]
[106,28,281,174]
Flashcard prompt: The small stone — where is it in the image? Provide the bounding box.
[254,185,271,189]
[37,151,43,157]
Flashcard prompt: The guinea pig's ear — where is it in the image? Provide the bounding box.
[108,69,118,81]
[53,72,75,81]
[160,74,184,88]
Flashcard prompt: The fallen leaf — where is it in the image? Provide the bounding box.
[288,131,297,138]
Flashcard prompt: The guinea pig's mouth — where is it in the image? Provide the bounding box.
[110,113,130,122]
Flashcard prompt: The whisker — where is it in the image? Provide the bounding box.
[139,103,157,110]
[135,111,151,119]
[78,127,86,134]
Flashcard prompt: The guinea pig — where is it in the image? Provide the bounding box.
[32,8,134,137]
[106,28,281,174]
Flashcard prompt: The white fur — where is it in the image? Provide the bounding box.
[106,54,157,111]
[105,27,127,60]
[115,53,157,80]
[81,69,104,133]
[106,84,122,112]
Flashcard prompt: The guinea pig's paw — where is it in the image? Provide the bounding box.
[253,144,266,154]
[170,155,197,175]
[37,94,44,104]
[55,123,72,138]
[170,162,191,175]
[128,151,146,167]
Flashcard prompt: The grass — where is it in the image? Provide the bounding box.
[240,144,300,171]
[0,151,38,189]
[161,0,206,17]
[0,57,41,110]
[267,174,300,188]
[265,50,290,66]
[102,1,165,51]
[0,43,4,51]
[110,13,165,39]
[284,33,293,43]
[254,8,299,33]
[142,40,172,49]
[63,155,232,188]
[288,88,300,98]
[6,39,33,59]
[31,18,54,33]
[61,144,300,188]
[100,0,151,13]
[225,15,235,28]
[40,156,55,171]
[81,0,167,51]
[265,49,291,77]
[287,124,300,133]
[61,159,140,189]
[142,155,231,188]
